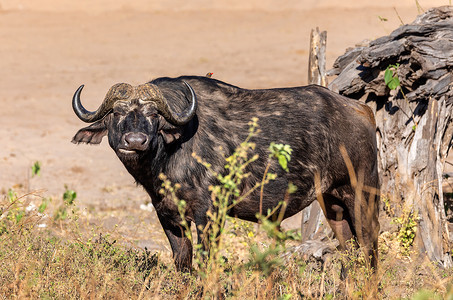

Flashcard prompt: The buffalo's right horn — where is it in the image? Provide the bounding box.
[72,83,132,123]
[149,81,197,126]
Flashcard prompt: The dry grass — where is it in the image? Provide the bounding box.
[0,188,452,299]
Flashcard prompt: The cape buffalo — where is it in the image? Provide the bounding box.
[72,76,380,271]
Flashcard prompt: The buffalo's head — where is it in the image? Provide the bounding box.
[72,81,197,161]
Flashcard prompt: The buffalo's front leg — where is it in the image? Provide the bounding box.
[157,215,193,272]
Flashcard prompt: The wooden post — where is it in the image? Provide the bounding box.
[301,28,328,243]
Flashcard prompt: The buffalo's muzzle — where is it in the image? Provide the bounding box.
[120,132,150,152]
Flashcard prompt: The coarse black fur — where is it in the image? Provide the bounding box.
[73,76,380,271]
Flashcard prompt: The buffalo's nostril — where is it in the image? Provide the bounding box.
[123,132,149,151]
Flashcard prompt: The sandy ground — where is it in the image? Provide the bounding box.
[0,1,450,250]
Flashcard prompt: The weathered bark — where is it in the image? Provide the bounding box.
[308,27,327,87]
[329,6,453,267]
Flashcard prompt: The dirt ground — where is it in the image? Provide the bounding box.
[0,1,450,251]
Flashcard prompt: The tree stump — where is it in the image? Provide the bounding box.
[329,6,453,267]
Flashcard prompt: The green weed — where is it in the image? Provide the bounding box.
[384,63,418,130]
[31,161,41,177]
[54,185,77,221]
[393,208,419,256]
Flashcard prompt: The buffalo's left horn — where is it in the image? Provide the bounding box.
[151,81,197,126]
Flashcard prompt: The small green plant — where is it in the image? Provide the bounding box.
[384,63,401,91]
[269,142,292,172]
[38,198,50,214]
[62,187,77,206]
[246,199,300,277]
[381,195,394,216]
[384,63,418,130]
[54,186,77,221]
[6,189,25,224]
[247,242,282,276]
[31,161,41,177]
[392,207,419,256]
[247,174,299,274]
[7,188,17,202]
[258,141,293,219]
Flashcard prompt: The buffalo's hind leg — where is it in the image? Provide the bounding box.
[321,184,379,273]
[321,192,355,252]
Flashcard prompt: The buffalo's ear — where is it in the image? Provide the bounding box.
[159,128,183,144]
[72,116,110,144]
[158,117,183,144]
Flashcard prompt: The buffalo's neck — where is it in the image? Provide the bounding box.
[120,149,163,194]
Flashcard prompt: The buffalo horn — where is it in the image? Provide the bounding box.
[150,81,197,126]
[72,83,131,123]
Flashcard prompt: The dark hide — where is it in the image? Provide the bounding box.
[72,76,380,271]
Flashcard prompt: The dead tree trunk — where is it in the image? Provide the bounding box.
[283,28,339,263]
[329,6,453,267]
[308,27,327,87]
[300,28,329,243]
